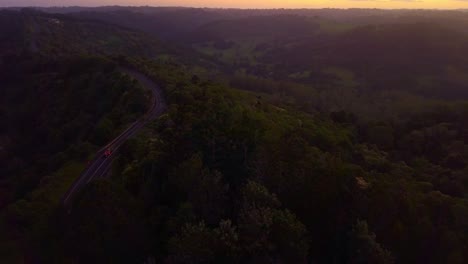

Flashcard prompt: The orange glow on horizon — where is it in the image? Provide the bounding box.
[3,0,468,9]
[157,0,468,9]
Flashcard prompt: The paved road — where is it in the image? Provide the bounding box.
[62,69,166,207]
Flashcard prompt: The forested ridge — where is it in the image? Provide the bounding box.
[0,8,467,264]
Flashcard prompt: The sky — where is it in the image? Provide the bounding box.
[2,0,468,9]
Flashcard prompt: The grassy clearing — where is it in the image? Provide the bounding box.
[323,67,358,88]
[289,71,311,79]
[317,18,357,34]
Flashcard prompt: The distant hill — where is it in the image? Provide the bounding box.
[4,7,468,101]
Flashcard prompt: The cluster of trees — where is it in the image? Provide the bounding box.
[48,6,468,102]
[0,55,150,261]
[357,104,468,198]
[55,58,467,263]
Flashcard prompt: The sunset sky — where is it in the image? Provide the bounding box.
[2,0,468,9]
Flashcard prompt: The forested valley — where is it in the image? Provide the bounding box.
[0,7,467,264]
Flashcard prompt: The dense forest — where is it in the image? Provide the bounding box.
[0,7,467,264]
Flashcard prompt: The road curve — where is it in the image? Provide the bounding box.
[61,69,166,207]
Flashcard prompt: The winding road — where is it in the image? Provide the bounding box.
[62,69,166,207]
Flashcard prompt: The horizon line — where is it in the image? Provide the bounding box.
[2,5,468,11]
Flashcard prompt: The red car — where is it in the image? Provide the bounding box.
[104,149,112,158]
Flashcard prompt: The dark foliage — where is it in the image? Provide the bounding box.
[1,8,468,264]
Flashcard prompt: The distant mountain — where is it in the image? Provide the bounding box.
[11,7,466,100]
[36,7,468,35]
[64,7,227,40]
[34,11,169,56]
